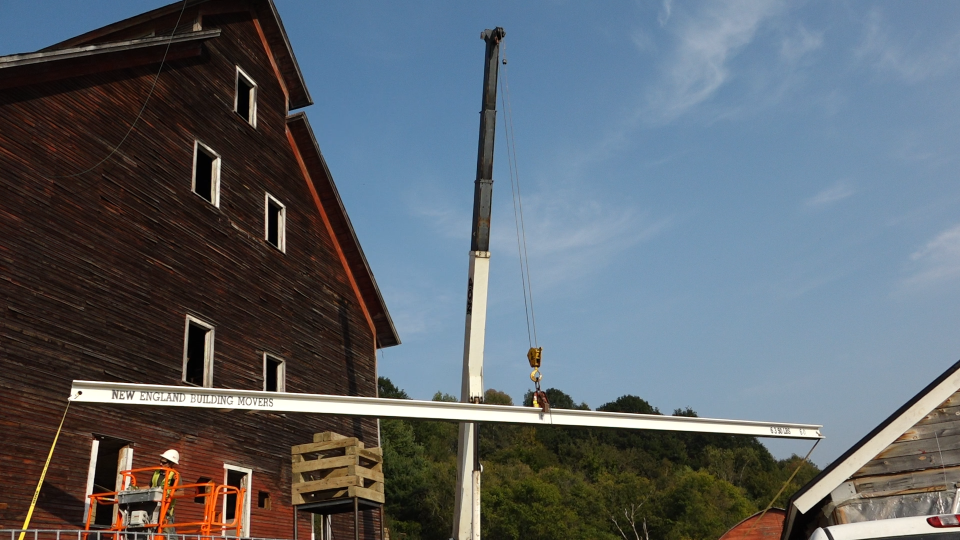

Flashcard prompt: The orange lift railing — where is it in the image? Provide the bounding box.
[84,467,245,540]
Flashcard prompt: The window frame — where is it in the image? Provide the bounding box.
[192,140,221,207]
[234,66,258,128]
[83,437,133,527]
[262,353,285,392]
[223,464,252,537]
[264,193,286,252]
[182,315,215,387]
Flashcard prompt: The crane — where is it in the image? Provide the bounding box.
[452,26,505,540]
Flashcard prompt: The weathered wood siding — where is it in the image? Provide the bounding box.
[0,5,381,539]
[817,390,960,527]
[850,391,960,492]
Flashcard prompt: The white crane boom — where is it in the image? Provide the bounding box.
[453,26,506,540]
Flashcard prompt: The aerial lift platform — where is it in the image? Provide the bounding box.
[83,466,245,540]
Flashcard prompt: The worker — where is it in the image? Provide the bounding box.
[152,449,179,535]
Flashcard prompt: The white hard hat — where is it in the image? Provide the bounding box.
[160,449,180,465]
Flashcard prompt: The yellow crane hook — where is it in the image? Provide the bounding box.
[527,347,542,383]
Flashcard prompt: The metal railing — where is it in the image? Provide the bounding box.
[0,531,287,540]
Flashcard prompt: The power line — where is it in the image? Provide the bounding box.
[40,0,189,179]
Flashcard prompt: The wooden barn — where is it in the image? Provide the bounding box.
[781,358,960,539]
[0,1,399,539]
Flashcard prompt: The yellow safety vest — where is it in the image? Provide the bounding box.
[150,469,176,519]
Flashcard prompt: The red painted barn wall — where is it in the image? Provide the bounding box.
[719,509,786,540]
[0,5,382,539]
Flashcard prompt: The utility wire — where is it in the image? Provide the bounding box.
[749,439,820,535]
[499,40,538,348]
[40,0,189,179]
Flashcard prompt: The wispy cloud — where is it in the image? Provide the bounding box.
[780,24,823,64]
[380,283,458,337]
[894,132,937,163]
[405,184,671,291]
[406,190,470,241]
[491,193,672,290]
[856,8,960,84]
[804,182,855,209]
[658,0,673,27]
[764,270,848,301]
[904,224,960,287]
[413,186,674,296]
[891,130,956,169]
[648,0,784,121]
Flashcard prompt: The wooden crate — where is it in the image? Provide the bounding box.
[291,432,384,505]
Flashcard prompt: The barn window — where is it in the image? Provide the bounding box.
[183,315,214,387]
[192,141,221,206]
[264,193,286,251]
[235,67,257,127]
[263,354,285,392]
[258,491,271,510]
[194,477,212,503]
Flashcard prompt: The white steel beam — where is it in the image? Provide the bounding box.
[69,380,823,440]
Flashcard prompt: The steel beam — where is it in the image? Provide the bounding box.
[69,380,823,439]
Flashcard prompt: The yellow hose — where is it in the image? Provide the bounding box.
[19,396,75,540]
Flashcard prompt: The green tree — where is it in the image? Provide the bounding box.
[379,377,410,399]
[380,416,428,539]
[658,468,756,540]
[376,379,819,540]
[485,388,513,405]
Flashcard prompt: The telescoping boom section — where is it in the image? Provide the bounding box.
[69,381,823,440]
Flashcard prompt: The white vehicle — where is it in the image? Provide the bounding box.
[811,515,960,539]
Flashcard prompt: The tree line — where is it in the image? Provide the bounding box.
[377,378,818,540]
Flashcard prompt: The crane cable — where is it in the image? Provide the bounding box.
[499,42,549,411]
[499,41,538,350]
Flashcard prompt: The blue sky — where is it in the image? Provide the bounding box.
[6,1,960,466]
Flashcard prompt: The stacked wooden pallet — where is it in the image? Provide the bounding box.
[291,431,384,505]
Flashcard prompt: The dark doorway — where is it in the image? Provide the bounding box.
[90,436,131,527]
[223,467,250,536]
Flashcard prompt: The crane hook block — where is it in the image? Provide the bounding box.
[527,347,542,369]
